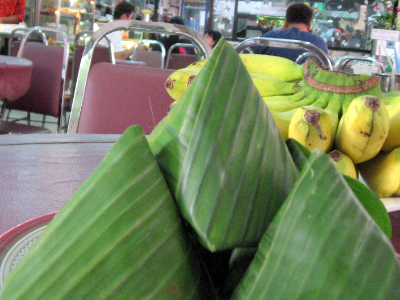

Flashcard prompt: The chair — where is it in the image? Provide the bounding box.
[3,26,69,133]
[69,63,174,134]
[333,55,382,73]
[68,19,212,134]
[235,37,333,70]
[131,39,166,68]
[0,55,50,134]
[68,30,114,105]
[165,43,201,69]
[7,27,47,55]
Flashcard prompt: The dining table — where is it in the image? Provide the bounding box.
[0,55,33,106]
[0,133,120,235]
[0,133,399,255]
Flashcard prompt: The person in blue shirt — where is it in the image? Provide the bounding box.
[252,3,328,63]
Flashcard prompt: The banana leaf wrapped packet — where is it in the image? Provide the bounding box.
[148,38,299,252]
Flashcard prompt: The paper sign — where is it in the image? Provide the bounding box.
[371,29,400,42]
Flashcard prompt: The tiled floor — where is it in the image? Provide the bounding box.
[3,109,63,134]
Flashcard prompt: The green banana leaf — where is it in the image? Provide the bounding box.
[345,176,392,239]
[286,138,392,239]
[148,38,299,252]
[285,138,310,171]
[0,126,215,300]
[231,150,400,299]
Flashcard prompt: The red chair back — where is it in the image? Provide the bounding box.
[7,42,64,118]
[76,63,174,134]
[166,53,199,69]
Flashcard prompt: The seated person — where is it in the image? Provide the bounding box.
[101,1,135,60]
[204,29,222,49]
[252,3,328,63]
[158,16,196,55]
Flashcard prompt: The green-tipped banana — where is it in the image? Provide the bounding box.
[288,105,333,153]
[335,95,390,164]
[264,88,319,112]
[329,149,358,180]
[251,73,299,97]
[359,147,400,198]
[187,54,304,82]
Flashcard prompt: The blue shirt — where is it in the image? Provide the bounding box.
[252,27,329,62]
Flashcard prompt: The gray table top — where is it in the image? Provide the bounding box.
[0,134,121,235]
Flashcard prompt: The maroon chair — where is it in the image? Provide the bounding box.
[165,43,200,69]
[0,55,50,134]
[68,31,114,105]
[166,53,199,69]
[3,26,69,133]
[6,42,65,129]
[71,63,174,135]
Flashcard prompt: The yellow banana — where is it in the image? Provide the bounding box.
[380,95,400,152]
[324,93,342,148]
[187,54,304,82]
[328,150,358,180]
[270,102,323,141]
[269,89,333,141]
[335,95,390,164]
[288,105,333,153]
[164,68,199,100]
[165,68,299,101]
[358,147,400,198]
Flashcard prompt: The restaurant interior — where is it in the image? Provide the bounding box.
[1,0,400,297]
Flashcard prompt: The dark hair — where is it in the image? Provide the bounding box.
[113,1,135,20]
[168,16,185,25]
[205,29,222,44]
[286,3,313,25]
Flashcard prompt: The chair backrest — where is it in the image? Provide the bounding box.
[69,44,112,94]
[165,43,201,69]
[7,42,65,118]
[6,26,69,132]
[166,53,199,69]
[68,20,212,134]
[7,27,47,55]
[131,39,166,68]
[235,37,333,70]
[69,30,114,96]
[71,62,174,134]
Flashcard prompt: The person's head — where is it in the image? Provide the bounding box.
[204,30,222,49]
[168,16,185,25]
[113,1,135,20]
[285,3,313,31]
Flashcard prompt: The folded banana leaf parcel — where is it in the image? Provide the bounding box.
[148,38,300,252]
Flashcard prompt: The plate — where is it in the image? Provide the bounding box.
[0,212,56,290]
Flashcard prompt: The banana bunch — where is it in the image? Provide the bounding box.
[164,54,303,101]
[164,55,400,197]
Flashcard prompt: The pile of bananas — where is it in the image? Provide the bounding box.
[164,54,400,198]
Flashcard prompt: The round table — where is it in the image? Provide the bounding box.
[0,55,33,102]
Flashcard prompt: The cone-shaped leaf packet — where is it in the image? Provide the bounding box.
[232,150,400,299]
[286,138,392,239]
[0,126,215,300]
[148,39,299,251]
